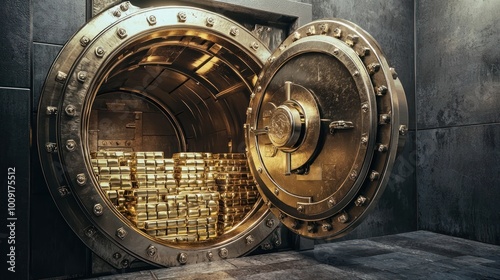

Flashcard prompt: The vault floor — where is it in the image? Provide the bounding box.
[94,231,500,279]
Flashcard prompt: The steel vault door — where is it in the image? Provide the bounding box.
[37,2,407,268]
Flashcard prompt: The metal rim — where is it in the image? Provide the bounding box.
[37,3,278,267]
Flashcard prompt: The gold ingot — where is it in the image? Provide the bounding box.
[110,166,121,174]
[99,181,110,189]
[156,230,166,236]
[178,209,187,217]
[137,212,147,221]
[99,167,110,175]
[145,159,156,167]
[136,166,146,173]
[137,159,146,167]
[97,159,108,167]
[136,221,145,228]
[120,166,131,173]
[157,203,167,212]
[136,203,146,211]
[147,212,157,219]
[145,221,157,229]
[157,211,168,219]
[188,209,200,217]
[167,210,178,218]
[166,228,177,236]
[177,228,187,234]
[187,219,198,226]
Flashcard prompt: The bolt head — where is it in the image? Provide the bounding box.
[369,171,380,181]
[219,248,229,258]
[113,252,121,259]
[80,36,90,47]
[246,235,255,245]
[355,195,367,207]
[322,223,332,232]
[116,227,127,239]
[206,251,214,260]
[93,203,103,216]
[230,26,239,36]
[177,11,187,22]
[147,15,157,25]
[297,205,304,213]
[338,213,349,224]
[95,47,105,58]
[206,17,215,27]
[117,28,127,39]
[120,259,129,268]
[113,10,121,17]
[65,105,76,116]
[66,139,77,151]
[120,2,129,11]
[266,219,275,228]
[76,173,86,186]
[399,125,408,136]
[146,245,157,257]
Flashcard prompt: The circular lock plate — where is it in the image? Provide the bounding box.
[246,19,407,239]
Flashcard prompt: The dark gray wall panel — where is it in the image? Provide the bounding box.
[33,43,62,113]
[299,0,416,130]
[33,0,86,44]
[416,1,500,129]
[417,124,500,245]
[0,0,31,88]
[0,89,30,280]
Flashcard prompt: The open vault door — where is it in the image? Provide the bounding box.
[37,2,407,268]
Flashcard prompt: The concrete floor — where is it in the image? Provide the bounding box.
[94,231,500,279]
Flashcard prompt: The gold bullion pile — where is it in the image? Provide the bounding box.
[91,151,259,242]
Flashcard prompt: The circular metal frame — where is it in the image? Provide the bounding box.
[37,3,278,268]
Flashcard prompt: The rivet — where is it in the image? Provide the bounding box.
[297,205,304,213]
[376,85,388,96]
[377,144,388,153]
[358,47,370,58]
[279,212,286,220]
[379,114,391,124]
[80,36,90,47]
[262,243,272,250]
[77,71,87,83]
[177,252,188,264]
[370,171,380,181]
[399,125,408,136]
[256,85,262,92]
[230,26,239,36]
[333,27,342,38]
[390,67,398,79]
[46,106,58,115]
[177,11,187,22]
[120,2,129,11]
[327,197,336,208]
[85,226,97,237]
[319,23,328,34]
[246,107,252,116]
[306,25,316,35]
[353,71,360,77]
[274,188,279,195]
[76,173,86,186]
[147,15,157,25]
[219,248,229,258]
[93,203,103,216]
[361,135,368,145]
[333,48,340,55]
[120,259,130,268]
[246,235,255,245]
[266,219,275,228]
[346,34,359,47]
[279,45,286,51]
[65,105,76,116]
[207,251,213,260]
[293,32,301,41]
[146,245,157,257]
[338,213,349,224]
[206,17,215,27]
[349,170,358,181]
[113,9,121,17]
[250,41,259,50]
[55,71,67,82]
[117,28,127,39]
[368,63,381,75]
[66,139,77,151]
[116,227,127,239]
[113,252,121,259]
[291,219,300,229]
[95,46,105,58]
[307,223,315,233]
[45,142,57,153]
[355,195,367,207]
[362,103,369,113]
[322,223,332,232]
[268,56,275,63]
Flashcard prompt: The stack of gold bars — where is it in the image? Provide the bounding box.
[91,151,259,242]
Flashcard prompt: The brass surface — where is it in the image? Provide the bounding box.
[246,19,408,239]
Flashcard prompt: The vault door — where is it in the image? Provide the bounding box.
[247,20,408,239]
[37,4,280,268]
